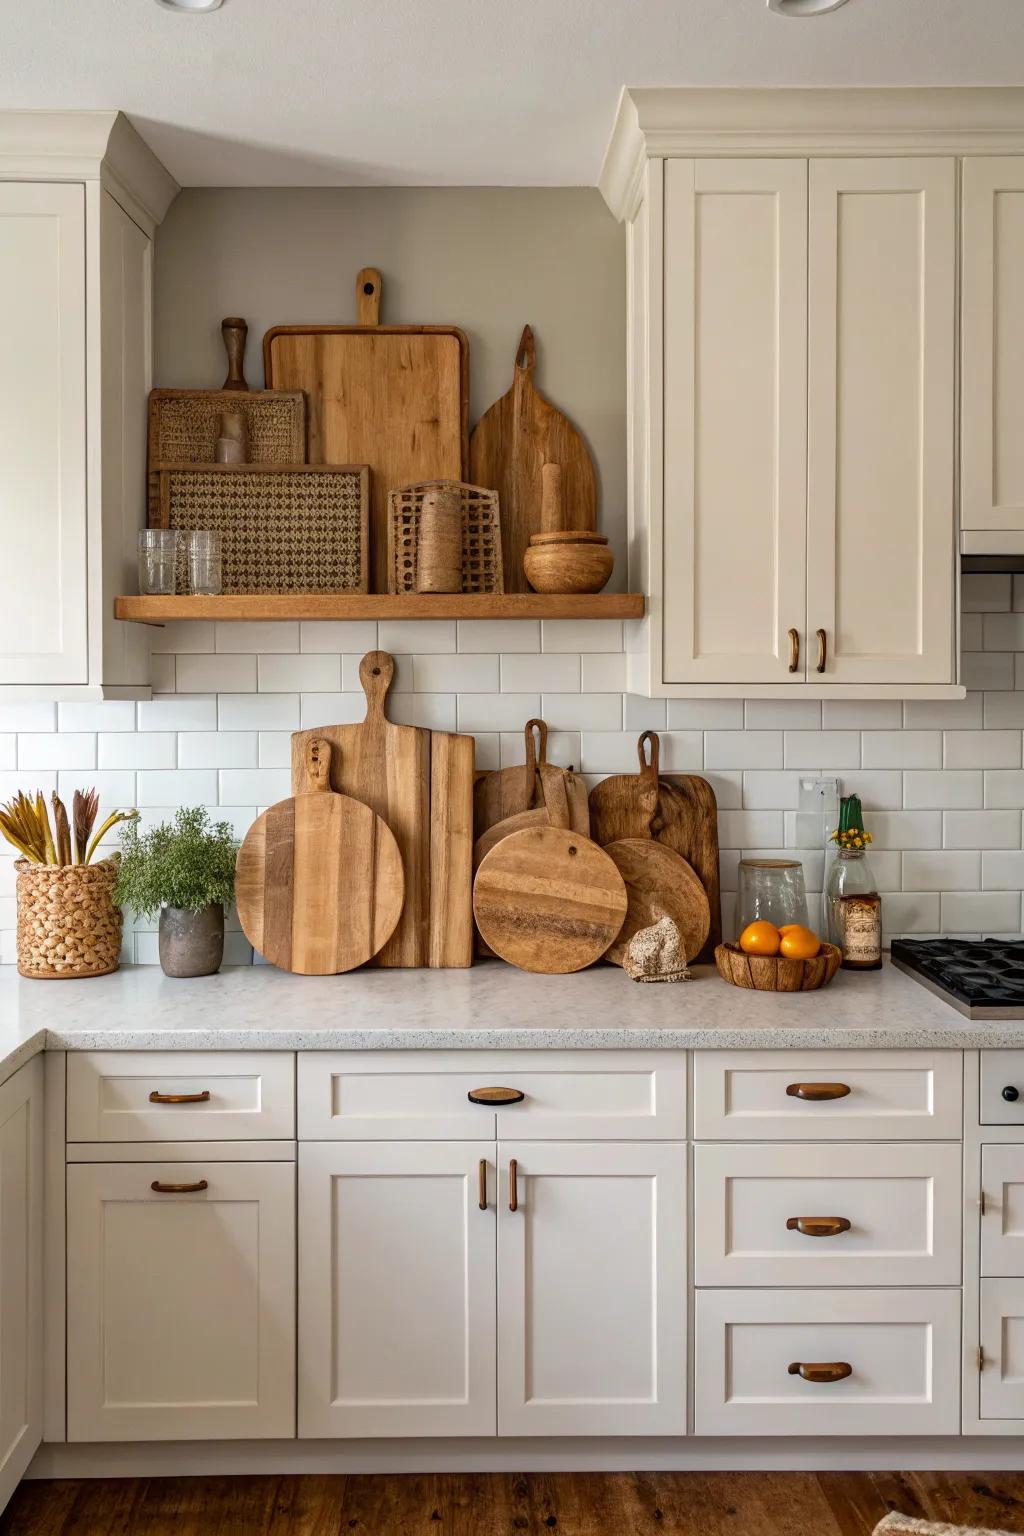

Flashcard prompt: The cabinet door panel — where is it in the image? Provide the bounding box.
[0,183,87,684]
[981,1278,1024,1419]
[67,1161,295,1441]
[497,1142,686,1436]
[962,158,1024,533]
[0,1060,43,1514]
[807,158,956,685]
[663,159,807,684]
[981,1145,1024,1276]
[298,1142,496,1438]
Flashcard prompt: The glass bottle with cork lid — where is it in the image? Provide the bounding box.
[825,794,882,971]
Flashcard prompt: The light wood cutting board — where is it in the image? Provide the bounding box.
[291,650,474,969]
[469,325,597,592]
[264,268,469,594]
[236,738,404,975]
[602,839,710,968]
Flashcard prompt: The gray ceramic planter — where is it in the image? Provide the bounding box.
[158,903,225,978]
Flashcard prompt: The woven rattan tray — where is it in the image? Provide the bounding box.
[387,480,503,595]
[154,463,369,594]
[147,388,306,522]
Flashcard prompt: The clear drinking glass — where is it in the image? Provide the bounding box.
[138,530,178,595]
[736,858,809,931]
[188,531,222,596]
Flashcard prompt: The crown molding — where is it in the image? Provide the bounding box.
[0,110,179,226]
[600,86,1024,220]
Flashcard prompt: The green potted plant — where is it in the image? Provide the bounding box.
[115,807,238,978]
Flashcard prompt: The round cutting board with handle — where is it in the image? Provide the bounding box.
[236,737,404,975]
[473,824,627,974]
[601,838,710,968]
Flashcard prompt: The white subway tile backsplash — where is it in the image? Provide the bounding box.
[473,733,500,771]
[623,694,666,731]
[499,730,581,770]
[137,769,218,806]
[822,700,902,729]
[941,891,1021,934]
[0,737,14,772]
[379,620,455,654]
[962,573,1012,612]
[543,694,622,732]
[500,654,580,692]
[148,654,176,693]
[867,811,943,850]
[258,654,341,693]
[0,772,56,801]
[667,699,744,730]
[742,772,804,810]
[300,621,378,654]
[943,809,1022,850]
[138,695,218,733]
[836,771,904,810]
[717,810,785,849]
[457,620,540,653]
[342,653,412,692]
[963,651,1015,690]
[412,653,498,694]
[944,729,1021,769]
[581,732,701,773]
[862,732,941,769]
[217,621,300,653]
[219,768,291,804]
[961,613,984,651]
[58,700,136,733]
[177,732,259,769]
[299,693,364,729]
[866,850,903,892]
[706,732,782,770]
[176,654,258,694]
[258,732,292,769]
[784,732,861,770]
[983,851,1024,890]
[986,692,1024,728]
[100,733,176,770]
[19,734,96,771]
[149,621,217,654]
[905,694,984,730]
[902,851,982,892]
[542,620,622,653]
[984,769,1024,808]
[744,700,822,730]
[985,614,1024,651]
[1014,576,1024,614]
[458,694,540,734]
[704,771,742,811]
[387,694,458,732]
[882,893,941,937]
[581,654,628,692]
[219,694,300,731]
[904,770,983,810]
[56,769,133,810]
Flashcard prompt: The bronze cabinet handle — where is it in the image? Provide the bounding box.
[509,1158,519,1212]
[788,1361,852,1384]
[478,1159,488,1211]
[148,1090,211,1105]
[816,628,827,673]
[468,1087,525,1106]
[786,1082,851,1102]
[786,1216,852,1238]
[151,1179,208,1194]
[788,628,800,673]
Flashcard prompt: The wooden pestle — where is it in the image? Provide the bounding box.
[416,486,463,593]
[540,462,566,534]
[221,317,249,391]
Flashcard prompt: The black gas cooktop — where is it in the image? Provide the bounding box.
[891,938,1024,1019]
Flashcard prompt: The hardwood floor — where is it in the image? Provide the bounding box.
[3,1473,1024,1536]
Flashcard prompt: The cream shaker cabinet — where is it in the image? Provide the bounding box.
[0,1060,43,1512]
[0,112,176,698]
[659,153,956,694]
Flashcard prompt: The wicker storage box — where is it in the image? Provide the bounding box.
[16,859,123,979]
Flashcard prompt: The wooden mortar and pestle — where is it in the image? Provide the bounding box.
[522,463,613,594]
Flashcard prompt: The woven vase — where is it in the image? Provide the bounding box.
[15,858,123,980]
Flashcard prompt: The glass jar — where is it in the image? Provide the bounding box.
[188,530,223,596]
[737,858,809,931]
[825,848,882,968]
[138,529,178,595]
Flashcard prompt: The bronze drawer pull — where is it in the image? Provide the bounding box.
[786,1082,851,1102]
[148,1090,211,1105]
[509,1158,519,1212]
[788,1360,852,1384]
[478,1159,487,1211]
[786,1216,852,1238]
[150,1179,208,1194]
[468,1087,525,1106]
[816,628,827,673]
[788,628,800,673]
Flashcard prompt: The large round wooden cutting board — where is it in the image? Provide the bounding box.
[602,838,710,968]
[473,825,627,975]
[236,740,405,975]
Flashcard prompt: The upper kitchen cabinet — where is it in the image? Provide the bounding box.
[962,157,1024,553]
[0,112,177,698]
[603,88,1024,698]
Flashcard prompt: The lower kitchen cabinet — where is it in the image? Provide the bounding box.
[980,1279,1024,1419]
[298,1142,497,1438]
[497,1142,687,1436]
[66,1161,295,1442]
[0,1060,43,1510]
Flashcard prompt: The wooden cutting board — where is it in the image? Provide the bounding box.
[473,825,627,974]
[264,268,469,594]
[602,839,710,968]
[291,650,473,969]
[588,731,722,964]
[469,326,597,592]
[473,719,589,841]
[236,738,404,974]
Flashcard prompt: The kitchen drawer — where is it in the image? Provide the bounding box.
[694,1142,962,1286]
[693,1049,962,1141]
[981,1052,1024,1125]
[297,1051,686,1140]
[66,1052,295,1142]
[981,1144,1024,1276]
[694,1288,961,1436]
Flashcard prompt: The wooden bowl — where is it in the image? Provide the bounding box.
[523,539,614,594]
[714,941,842,992]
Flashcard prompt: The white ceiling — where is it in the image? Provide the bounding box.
[4,0,1024,187]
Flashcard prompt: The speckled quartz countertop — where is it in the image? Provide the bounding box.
[0,956,1020,1086]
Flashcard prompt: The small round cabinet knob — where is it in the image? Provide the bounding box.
[1003,1085,1020,1103]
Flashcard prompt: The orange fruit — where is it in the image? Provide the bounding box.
[777,923,802,935]
[739,920,781,956]
[779,926,821,960]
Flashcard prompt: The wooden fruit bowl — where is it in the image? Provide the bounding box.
[714,941,842,992]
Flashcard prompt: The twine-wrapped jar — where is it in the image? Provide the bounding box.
[15,858,122,979]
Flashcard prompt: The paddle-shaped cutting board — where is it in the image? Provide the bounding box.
[291,650,474,969]
[236,738,404,975]
[469,325,597,592]
[264,268,469,594]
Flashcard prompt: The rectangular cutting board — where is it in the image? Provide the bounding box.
[264,268,469,594]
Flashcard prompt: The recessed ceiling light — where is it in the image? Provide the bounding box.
[155,0,223,11]
[767,0,850,14]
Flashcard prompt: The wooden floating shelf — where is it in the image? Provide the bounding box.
[114,593,645,623]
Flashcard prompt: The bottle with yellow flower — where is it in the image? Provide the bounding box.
[825,793,882,969]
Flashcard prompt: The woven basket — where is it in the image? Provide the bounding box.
[15,858,123,980]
